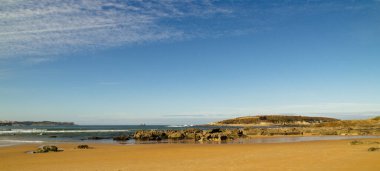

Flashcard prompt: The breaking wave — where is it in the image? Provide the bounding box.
[167,125,194,128]
[0,129,129,134]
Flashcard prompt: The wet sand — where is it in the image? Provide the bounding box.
[1,138,379,171]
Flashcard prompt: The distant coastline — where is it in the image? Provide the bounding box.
[0,120,75,126]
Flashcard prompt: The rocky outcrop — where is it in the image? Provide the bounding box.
[242,127,304,136]
[133,128,244,142]
[33,145,61,153]
[133,130,168,141]
[167,132,185,140]
[131,126,379,142]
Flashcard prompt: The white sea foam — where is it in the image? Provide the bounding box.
[0,139,44,147]
[0,129,47,134]
[0,140,44,143]
[167,125,193,128]
[45,129,130,133]
[0,129,129,134]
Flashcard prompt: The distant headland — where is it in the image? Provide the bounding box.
[209,115,339,126]
[0,120,75,126]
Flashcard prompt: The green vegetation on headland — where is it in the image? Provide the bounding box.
[314,117,380,127]
[210,115,339,126]
[371,116,380,121]
[0,120,75,126]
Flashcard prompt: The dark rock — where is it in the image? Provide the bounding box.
[50,145,58,152]
[77,144,90,149]
[368,147,380,152]
[34,145,61,153]
[168,132,185,140]
[35,148,46,153]
[113,135,130,141]
[134,130,166,140]
[219,135,228,141]
[350,140,363,145]
[133,128,242,142]
[237,129,244,137]
[88,136,108,140]
[209,128,222,133]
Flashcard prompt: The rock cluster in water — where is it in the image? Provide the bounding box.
[133,128,244,142]
[131,126,380,142]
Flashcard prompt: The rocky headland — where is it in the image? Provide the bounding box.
[130,115,380,142]
[209,115,339,126]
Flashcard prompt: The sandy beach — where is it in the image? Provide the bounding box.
[1,138,379,171]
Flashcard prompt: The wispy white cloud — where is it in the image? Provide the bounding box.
[0,0,231,60]
[1,0,377,62]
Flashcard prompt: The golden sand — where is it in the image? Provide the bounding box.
[1,139,379,171]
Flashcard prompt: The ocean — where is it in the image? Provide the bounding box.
[1,125,379,147]
[0,124,226,146]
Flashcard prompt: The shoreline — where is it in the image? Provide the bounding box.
[1,138,379,171]
[1,135,380,148]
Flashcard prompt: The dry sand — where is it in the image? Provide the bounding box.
[1,138,379,171]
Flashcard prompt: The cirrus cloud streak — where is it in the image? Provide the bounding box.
[0,0,230,61]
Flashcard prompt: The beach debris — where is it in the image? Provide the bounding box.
[367,147,380,152]
[77,144,90,149]
[33,145,62,153]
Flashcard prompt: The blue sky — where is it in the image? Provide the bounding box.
[1,0,380,124]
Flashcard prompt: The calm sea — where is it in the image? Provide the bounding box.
[1,125,379,147]
[0,125,228,146]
